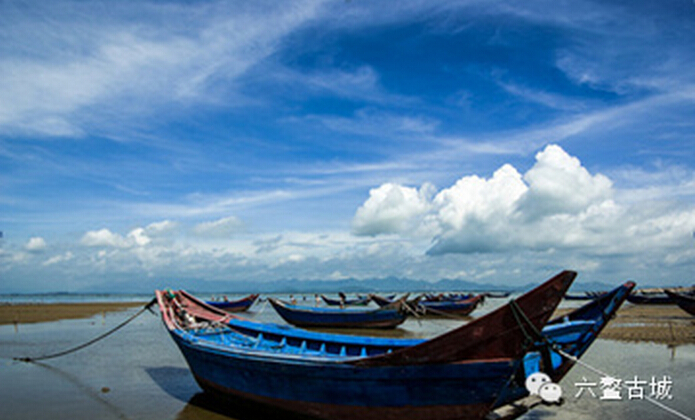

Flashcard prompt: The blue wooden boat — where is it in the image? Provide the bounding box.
[417,294,485,316]
[268,298,408,329]
[156,270,576,420]
[206,294,259,312]
[320,294,371,306]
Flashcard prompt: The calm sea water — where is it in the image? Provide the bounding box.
[0,294,693,420]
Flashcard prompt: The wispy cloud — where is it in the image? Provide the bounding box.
[0,0,326,137]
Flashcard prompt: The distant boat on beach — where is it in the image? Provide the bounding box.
[417,294,485,316]
[206,294,258,312]
[268,297,408,329]
[626,289,674,305]
[320,294,370,306]
[665,290,695,316]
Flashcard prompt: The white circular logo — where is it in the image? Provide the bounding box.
[525,372,551,395]
[539,382,563,403]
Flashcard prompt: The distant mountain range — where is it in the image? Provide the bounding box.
[79,276,617,295]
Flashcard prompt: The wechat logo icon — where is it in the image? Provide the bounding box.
[526,372,563,404]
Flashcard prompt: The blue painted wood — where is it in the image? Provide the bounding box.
[172,331,515,407]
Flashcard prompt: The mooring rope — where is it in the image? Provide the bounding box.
[507,300,693,420]
[14,297,157,363]
[553,347,693,420]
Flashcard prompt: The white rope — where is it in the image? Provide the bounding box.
[255,298,269,315]
[555,347,693,420]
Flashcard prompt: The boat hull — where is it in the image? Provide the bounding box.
[418,295,483,316]
[207,294,259,312]
[626,293,673,304]
[269,298,407,329]
[172,331,515,420]
[665,291,695,316]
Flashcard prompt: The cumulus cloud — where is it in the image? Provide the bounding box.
[352,144,695,258]
[80,220,178,249]
[517,145,612,220]
[81,227,152,248]
[352,183,435,236]
[81,228,129,248]
[25,237,47,252]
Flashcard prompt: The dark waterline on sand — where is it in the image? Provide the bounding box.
[0,296,693,420]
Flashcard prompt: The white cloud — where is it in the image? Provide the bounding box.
[127,228,151,247]
[352,144,695,259]
[433,164,527,231]
[81,227,155,248]
[193,216,245,237]
[352,182,435,236]
[517,144,612,220]
[145,220,179,235]
[0,0,325,137]
[81,228,129,248]
[25,237,47,252]
[43,251,74,266]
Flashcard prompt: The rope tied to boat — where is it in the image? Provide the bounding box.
[508,299,693,420]
[14,297,158,363]
[509,298,548,349]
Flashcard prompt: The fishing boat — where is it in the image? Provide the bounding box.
[320,294,371,306]
[626,291,673,304]
[156,270,576,420]
[493,280,635,408]
[563,292,594,301]
[268,297,408,329]
[483,291,511,299]
[417,294,485,316]
[369,293,411,308]
[664,290,695,316]
[206,294,259,312]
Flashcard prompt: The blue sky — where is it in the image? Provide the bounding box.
[1,0,694,292]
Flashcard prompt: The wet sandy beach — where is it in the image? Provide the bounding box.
[0,301,147,325]
[600,304,695,345]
